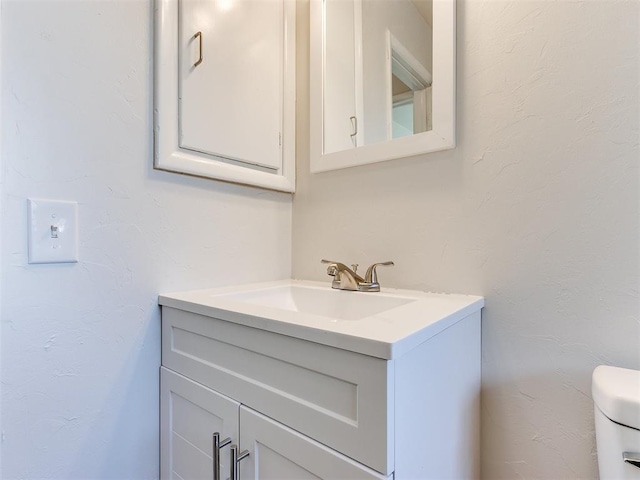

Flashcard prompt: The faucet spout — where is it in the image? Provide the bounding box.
[321,260,364,291]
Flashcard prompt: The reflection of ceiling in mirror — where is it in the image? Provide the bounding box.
[392,74,411,95]
[411,0,433,28]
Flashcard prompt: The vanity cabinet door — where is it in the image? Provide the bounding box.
[238,406,390,480]
[161,367,240,480]
[179,0,285,170]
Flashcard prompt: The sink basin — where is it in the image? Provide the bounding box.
[159,279,484,359]
[210,285,416,321]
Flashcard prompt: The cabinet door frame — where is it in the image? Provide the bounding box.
[161,367,240,480]
[239,406,391,480]
[154,0,296,193]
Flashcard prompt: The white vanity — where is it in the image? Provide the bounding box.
[159,280,483,479]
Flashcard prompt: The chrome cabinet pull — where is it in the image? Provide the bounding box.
[230,444,250,480]
[213,432,231,480]
[624,452,640,470]
[349,116,358,138]
[193,31,203,67]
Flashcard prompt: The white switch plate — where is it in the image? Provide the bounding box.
[28,198,78,264]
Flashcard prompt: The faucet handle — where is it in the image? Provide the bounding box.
[321,259,360,275]
[364,261,395,284]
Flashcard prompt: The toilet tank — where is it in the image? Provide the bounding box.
[592,366,640,480]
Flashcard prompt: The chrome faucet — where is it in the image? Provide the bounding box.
[321,259,394,292]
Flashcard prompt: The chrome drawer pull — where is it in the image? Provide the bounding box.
[623,452,640,470]
[213,432,231,480]
[230,444,250,480]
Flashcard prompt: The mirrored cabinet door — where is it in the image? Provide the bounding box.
[310,0,455,173]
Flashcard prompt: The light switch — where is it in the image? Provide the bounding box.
[28,198,78,264]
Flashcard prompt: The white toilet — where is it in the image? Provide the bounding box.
[593,365,640,479]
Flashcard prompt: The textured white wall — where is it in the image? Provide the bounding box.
[1,1,291,478]
[294,1,639,478]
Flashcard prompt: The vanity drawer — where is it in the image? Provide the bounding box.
[161,306,394,475]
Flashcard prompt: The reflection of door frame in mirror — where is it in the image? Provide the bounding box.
[154,0,296,192]
[387,30,432,140]
[392,90,425,139]
[310,0,455,173]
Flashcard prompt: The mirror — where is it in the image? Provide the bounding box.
[310,0,455,172]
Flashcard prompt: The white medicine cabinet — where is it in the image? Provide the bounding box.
[310,0,456,172]
[154,0,296,192]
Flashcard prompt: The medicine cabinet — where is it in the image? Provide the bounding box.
[154,0,296,192]
[310,0,456,172]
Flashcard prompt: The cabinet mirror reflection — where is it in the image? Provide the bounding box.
[324,0,433,155]
[310,0,455,173]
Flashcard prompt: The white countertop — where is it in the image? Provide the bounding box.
[159,279,484,359]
